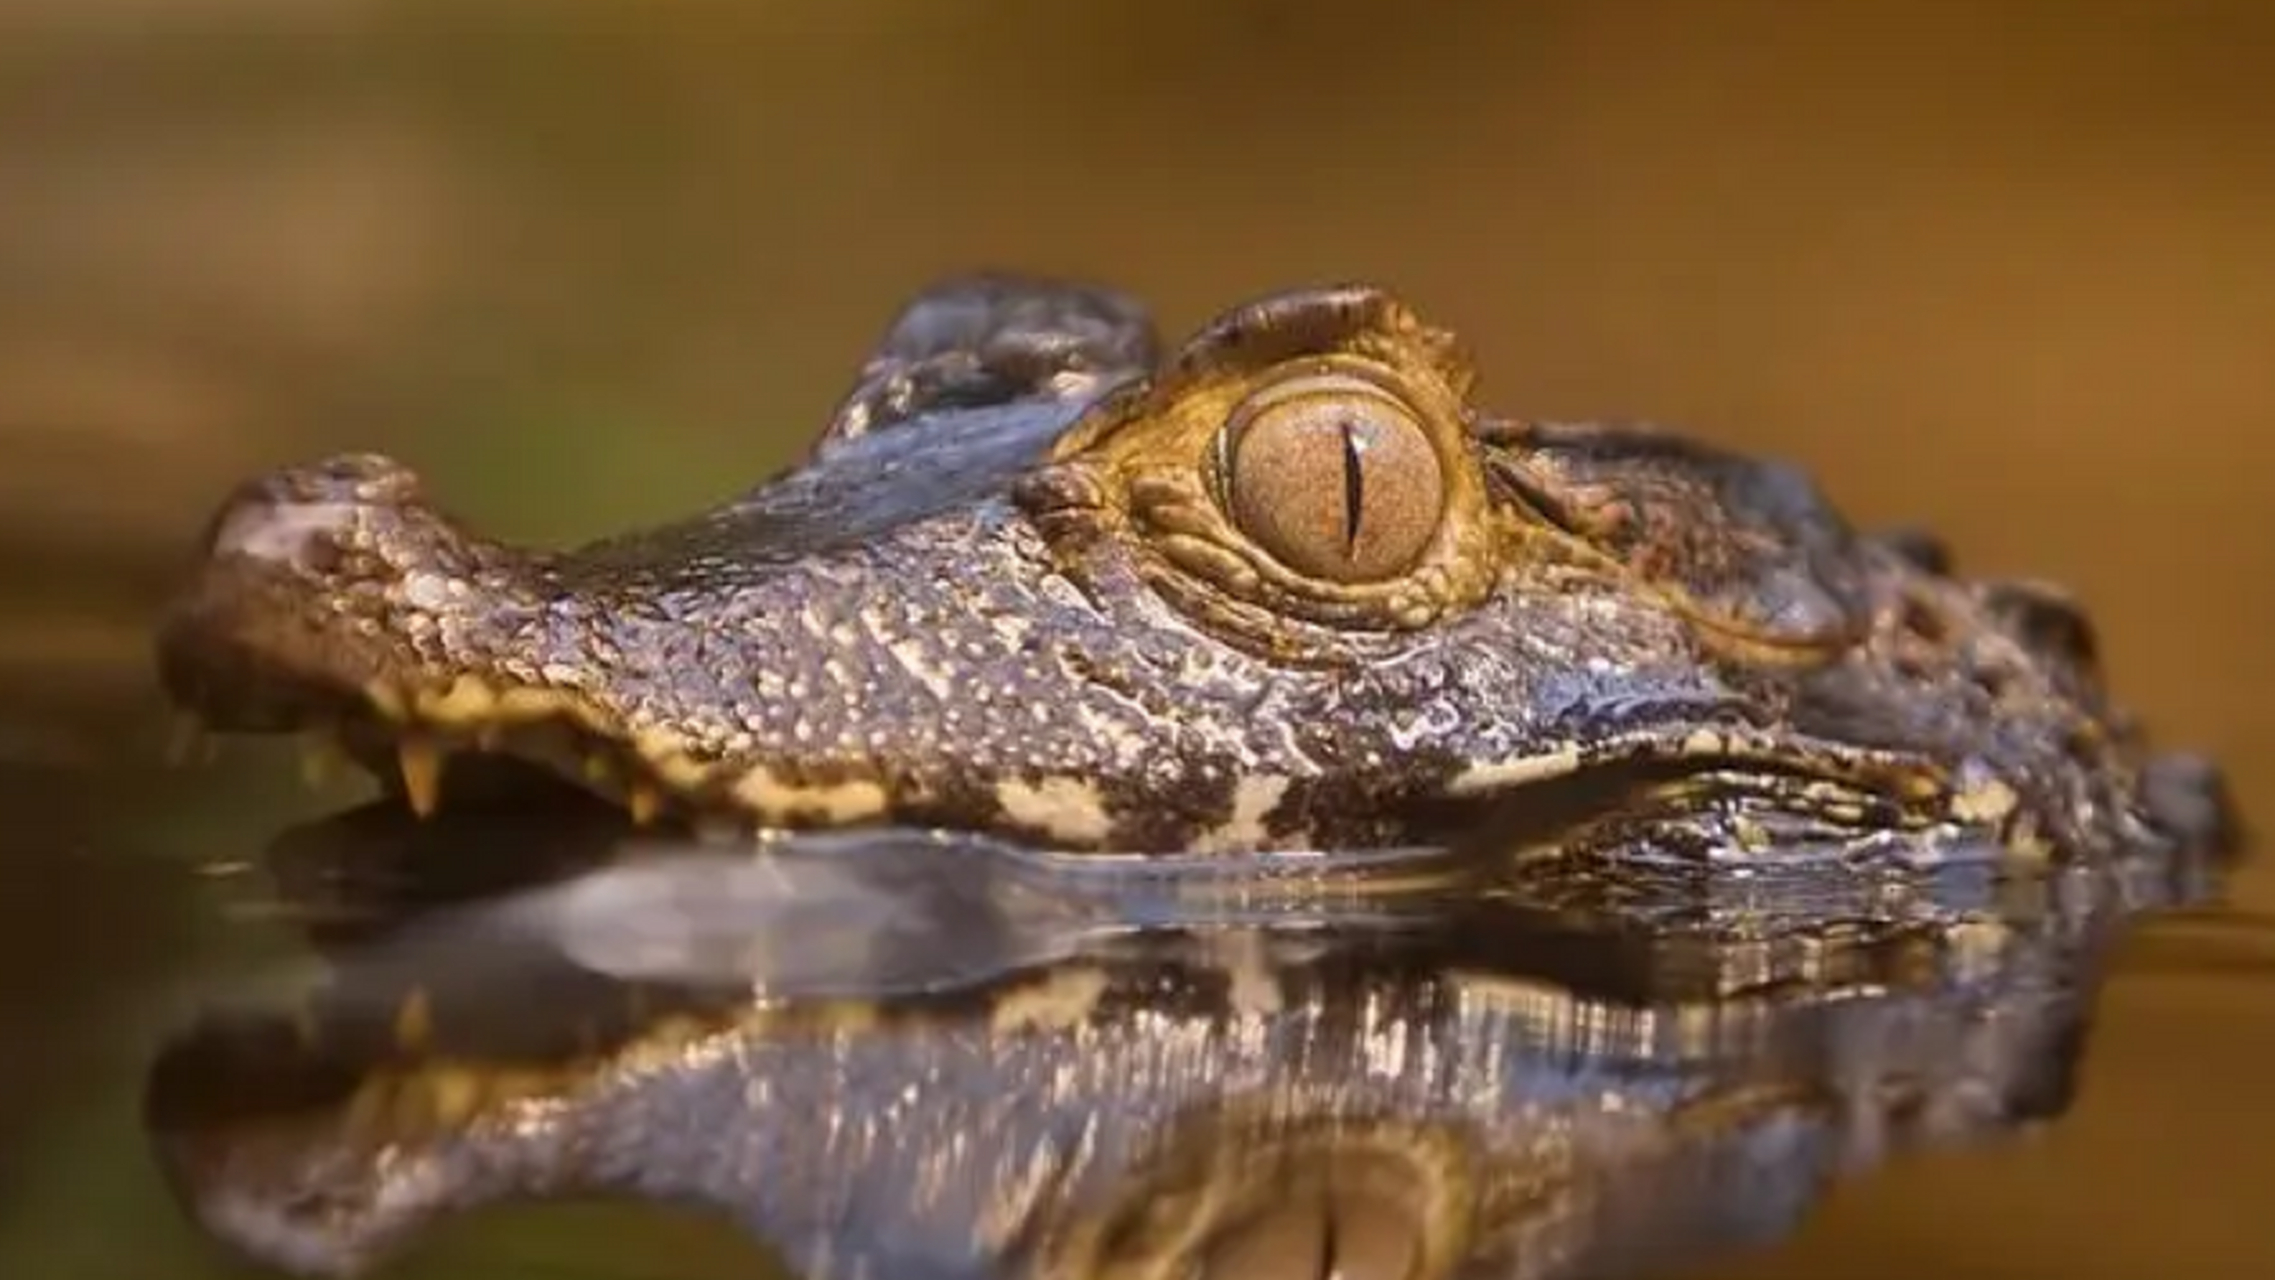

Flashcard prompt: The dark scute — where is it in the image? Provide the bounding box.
[819,273,1159,449]
[1980,579,2100,672]
[2141,750,2245,858]
[1499,422,1869,647]
[1873,525,1956,576]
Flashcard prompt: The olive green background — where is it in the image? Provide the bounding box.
[3,2,2272,1276]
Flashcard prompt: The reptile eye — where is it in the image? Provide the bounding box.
[1220,373,1445,583]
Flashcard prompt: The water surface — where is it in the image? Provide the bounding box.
[105,772,2236,1279]
[4,4,2272,1276]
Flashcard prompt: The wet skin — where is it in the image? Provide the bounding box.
[144,276,2245,1278]
[156,276,2237,862]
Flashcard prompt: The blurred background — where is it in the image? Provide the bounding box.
[2,1,2271,1276]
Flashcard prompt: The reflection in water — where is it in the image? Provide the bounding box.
[144,791,2220,1280]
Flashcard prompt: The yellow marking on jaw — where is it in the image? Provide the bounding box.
[1445,746,1582,796]
[995,776,1115,845]
[1190,774,1290,854]
[729,765,890,824]
[416,675,498,722]
[376,676,616,735]
[367,676,620,786]
[632,730,709,786]
[360,677,911,830]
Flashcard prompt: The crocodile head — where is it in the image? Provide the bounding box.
[154,276,2236,860]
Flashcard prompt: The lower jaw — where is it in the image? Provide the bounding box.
[174,702,1977,865]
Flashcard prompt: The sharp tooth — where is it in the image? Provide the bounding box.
[398,738,445,817]
[628,783,662,826]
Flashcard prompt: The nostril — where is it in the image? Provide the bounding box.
[200,454,426,569]
[205,487,357,569]
[1980,579,2100,675]
[308,452,425,504]
[1874,525,1956,576]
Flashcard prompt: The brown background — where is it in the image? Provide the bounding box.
[2,2,2271,1276]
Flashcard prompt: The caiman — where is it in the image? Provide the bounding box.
[143,276,2242,1280]
[154,275,2236,866]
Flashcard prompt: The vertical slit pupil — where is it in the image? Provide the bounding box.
[1339,418,1366,558]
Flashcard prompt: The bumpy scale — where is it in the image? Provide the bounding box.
[156,275,2235,863]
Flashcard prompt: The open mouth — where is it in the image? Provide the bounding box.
[151,453,1041,842]
[151,552,857,836]
[166,660,859,835]
[153,534,1981,860]
[159,646,1968,872]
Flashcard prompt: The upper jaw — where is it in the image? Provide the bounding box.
[154,451,706,822]
[149,452,2034,860]
[159,452,500,726]
[154,449,1116,842]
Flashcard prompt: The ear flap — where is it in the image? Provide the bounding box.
[1487,420,1871,653]
[814,274,1159,457]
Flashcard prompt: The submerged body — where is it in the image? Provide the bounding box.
[157,276,2233,863]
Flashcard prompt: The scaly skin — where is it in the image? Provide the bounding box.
[155,275,2236,862]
